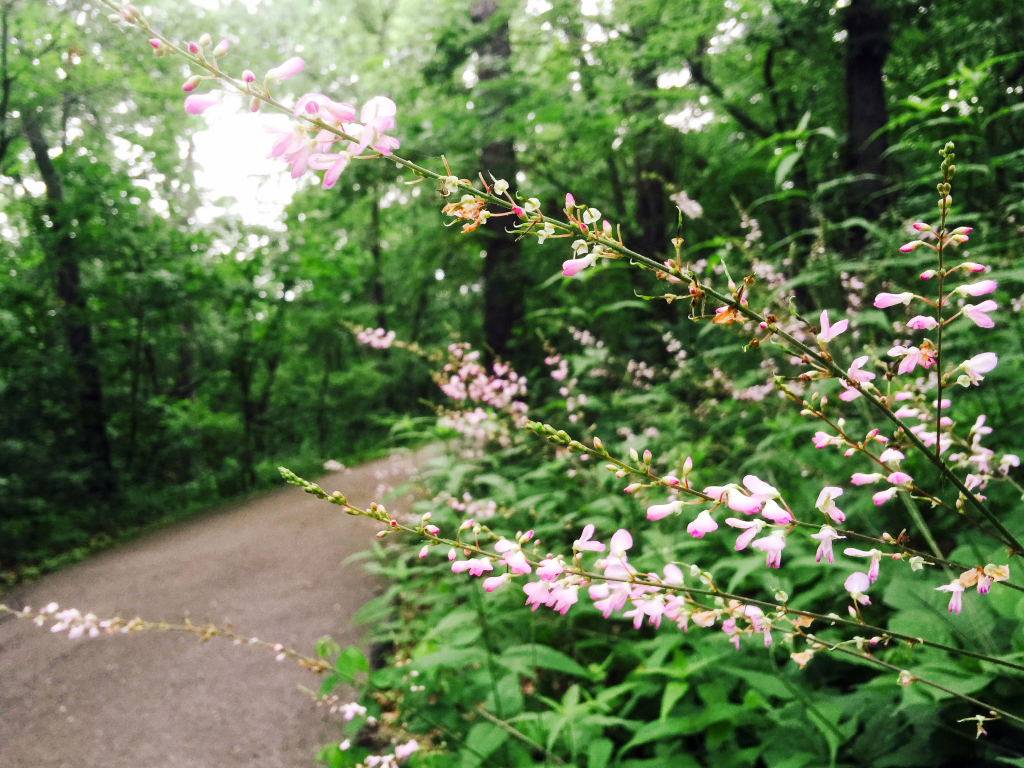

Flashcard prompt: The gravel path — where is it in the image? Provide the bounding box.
[0,452,425,768]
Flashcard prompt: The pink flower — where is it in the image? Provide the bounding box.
[483,573,510,592]
[523,580,553,611]
[958,352,998,385]
[955,280,997,297]
[906,315,939,330]
[451,558,494,577]
[851,472,884,485]
[573,524,605,552]
[686,510,718,538]
[149,38,161,49]
[886,471,913,486]
[847,356,875,383]
[609,529,633,558]
[899,240,925,252]
[812,431,840,449]
[243,70,255,83]
[494,538,532,575]
[872,487,897,505]
[350,96,400,155]
[935,579,965,614]
[183,94,219,114]
[760,499,792,524]
[536,557,565,581]
[811,525,844,564]
[751,533,786,568]
[645,499,681,521]
[963,300,997,328]
[562,254,595,277]
[844,572,871,604]
[395,740,419,761]
[815,487,845,523]
[879,447,905,463]
[548,583,579,614]
[266,56,305,82]
[888,345,934,375]
[662,564,685,585]
[838,382,861,402]
[743,475,780,503]
[874,292,915,308]
[725,518,766,550]
[959,261,986,272]
[565,193,576,209]
[589,582,630,617]
[308,151,352,190]
[817,310,849,343]
[845,547,883,582]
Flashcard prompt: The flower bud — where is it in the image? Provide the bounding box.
[593,436,603,451]
[148,38,161,50]
[912,221,932,231]
[375,531,389,539]
[629,447,639,462]
[951,226,973,235]
[624,483,642,494]
[643,449,652,465]
[243,70,255,83]
[899,240,924,252]
[119,6,137,22]
[663,477,680,486]
[421,511,432,521]
[198,33,212,47]
[683,456,693,475]
[108,13,124,23]
[181,75,202,92]
[213,39,230,57]
[565,193,575,209]
[188,42,200,53]
[424,524,439,534]
[919,269,936,280]
[250,96,262,113]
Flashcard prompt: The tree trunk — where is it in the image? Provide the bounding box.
[843,0,890,220]
[471,0,522,364]
[23,112,117,499]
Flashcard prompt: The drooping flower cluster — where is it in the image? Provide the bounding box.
[435,343,527,410]
[356,327,397,349]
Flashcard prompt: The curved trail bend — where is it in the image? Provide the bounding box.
[0,452,424,768]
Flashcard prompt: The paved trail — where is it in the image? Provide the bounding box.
[0,452,424,768]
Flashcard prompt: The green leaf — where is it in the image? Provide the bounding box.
[499,644,591,678]
[587,738,613,768]
[618,718,701,755]
[336,646,370,679]
[660,681,689,719]
[316,637,342,659]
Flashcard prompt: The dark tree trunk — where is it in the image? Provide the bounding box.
[471,0,522,364]
[843,0,890,220]
[23,113,117,499]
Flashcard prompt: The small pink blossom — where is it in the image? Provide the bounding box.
[266,56,305,82]
[523,580,552,610]
[887,471,913,486]
[562,254,595,277]
[955,280,997,297]
[959,261,986,272]
[725,517,766,550]
[395,740,419,761]
[920,269,937,280]
[483,573,510,592]
[906,315,939,330]
[845,547,883,582]
[817,310,849,343]
[815,487,845,523]
[308,151,352,190]
[899,240,925,252]
[751,533,786,568]
[958,352,998,385]
[183,94,219,114]
[759,499,793,524]
[872,487,898,505]
[243,70,255,83]
[963,300,997,328]
[847,356,875,383]
[548,583,579,614]
[149,38,161,49]
[935,579,965,614]
[874,292,915,308]
[743,475,780,503]
[573,524,605,552]
[844,572,871,604]
[536,557,565,581]
[647,500,683,521]
[851,472,884,485]
[451,558,494,577]
[811,525,844,564]
[686,510,718,538]
[878,447,904,463]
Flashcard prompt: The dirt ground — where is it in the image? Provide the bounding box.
[0,452,424,768]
